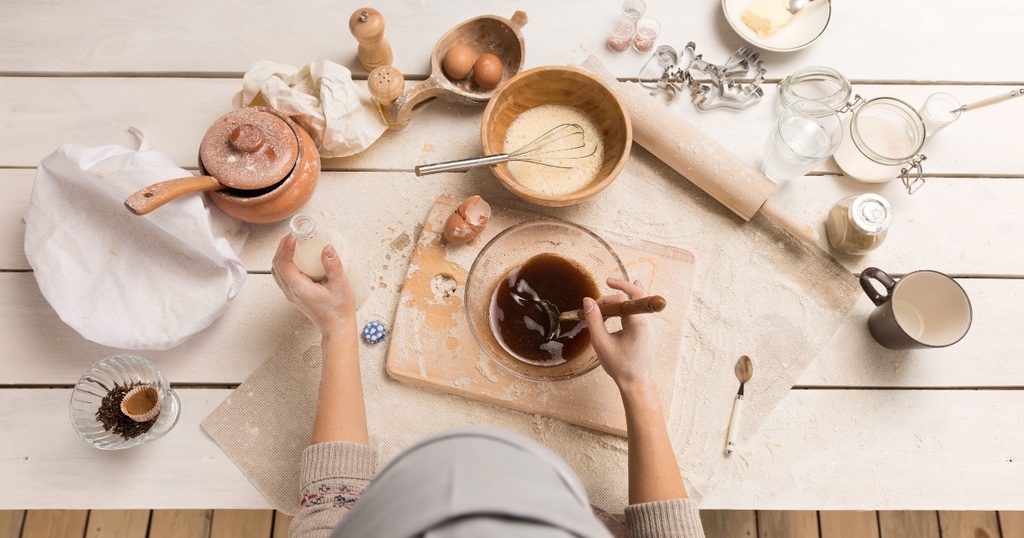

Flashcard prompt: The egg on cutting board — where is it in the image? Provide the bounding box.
[442,44,476,80]
[473,53,503,89]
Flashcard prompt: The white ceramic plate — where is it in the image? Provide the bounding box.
[722,0,832,52]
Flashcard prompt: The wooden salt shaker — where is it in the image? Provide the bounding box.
[349,8,393,71]
[368,66,406,130]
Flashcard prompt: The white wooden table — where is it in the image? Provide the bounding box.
[2,0,1022,511]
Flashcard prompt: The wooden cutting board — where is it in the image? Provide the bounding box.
[385,194,695,436]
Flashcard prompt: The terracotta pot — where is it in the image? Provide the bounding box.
[125,106,320,224]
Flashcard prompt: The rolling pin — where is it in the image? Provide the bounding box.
[582,56,818,244]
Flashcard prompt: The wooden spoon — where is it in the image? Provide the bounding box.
[539,295,667,340]
[726,355,754,455]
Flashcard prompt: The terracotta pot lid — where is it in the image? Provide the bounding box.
[199,107,299,190]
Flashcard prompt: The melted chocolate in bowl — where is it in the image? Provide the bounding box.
[464,219,628,382]
[489,253,599,366]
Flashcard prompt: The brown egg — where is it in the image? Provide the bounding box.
[473,53,503,89]
[443,195,492,245]
[443,44,475,80]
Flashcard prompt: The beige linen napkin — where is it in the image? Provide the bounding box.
[202,149,860,514]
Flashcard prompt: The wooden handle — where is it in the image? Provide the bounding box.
[378,77,447,131]
[124,175,223,215]
[759,198,820,244]
[561,295,667,321]
[349,8,392,70]
[725,395,745,455]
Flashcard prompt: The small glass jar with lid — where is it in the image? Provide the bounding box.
[779,66,853,112]
[826,193,893,255]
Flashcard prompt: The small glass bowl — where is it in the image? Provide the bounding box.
[464,219,628,382]
[70,354,181,450]
[779,66,852,112]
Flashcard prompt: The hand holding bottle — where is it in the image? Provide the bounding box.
[272,234,358,337]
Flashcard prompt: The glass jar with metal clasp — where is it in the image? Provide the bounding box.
[832,95,928,193]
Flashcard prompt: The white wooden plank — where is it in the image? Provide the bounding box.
[3,273,1021,388]
[2,77,1022,176]
[798,278,1024,388]
[5,168,1024,278]
[1,0,1021,82]
[699,389,1024,510]
[2,388,1022,510]
[0,389,270,510]
[2,165,1023,387]
[0,272,308,385]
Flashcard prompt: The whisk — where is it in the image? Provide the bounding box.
[414,123,597,176]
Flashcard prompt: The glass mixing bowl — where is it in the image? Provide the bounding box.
[464,219,628,382]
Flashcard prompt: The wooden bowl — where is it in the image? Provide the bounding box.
[481,66,632,207]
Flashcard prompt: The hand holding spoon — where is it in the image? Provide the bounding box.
[725,355,754,455]
[539,295,667,339]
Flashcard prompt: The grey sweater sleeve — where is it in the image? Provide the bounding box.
[625,498,706,538]
[288,441,377,538]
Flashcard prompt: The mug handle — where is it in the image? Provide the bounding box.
[859,267,897,306]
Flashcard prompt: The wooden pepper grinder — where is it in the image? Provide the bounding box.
[367,66,405,130]
[349,8,393,71]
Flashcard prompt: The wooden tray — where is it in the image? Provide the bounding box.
[385,195,695,436]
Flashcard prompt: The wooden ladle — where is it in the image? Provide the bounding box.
[368,11,528,130]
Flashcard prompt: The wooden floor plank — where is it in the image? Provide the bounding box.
[999,511,1024,538]
[879,511,939,538]
[271,511,293,538]
[0,510,25,537]
[21,510,89,538]
[758,511,818,538]
[700,510,756,538]
[149,510,212,538]
[85,510,150,538]
[938,511,1001,538]
[820,511,879,538]
[210,510,273,538]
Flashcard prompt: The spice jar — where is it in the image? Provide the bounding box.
[832,97,927,193]
[826,193,893,254]
[779,66,852,112]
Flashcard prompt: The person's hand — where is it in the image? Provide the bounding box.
[271,234,357,337]
[583,277,657,397]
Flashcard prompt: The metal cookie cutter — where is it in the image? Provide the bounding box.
[638,42,766,111]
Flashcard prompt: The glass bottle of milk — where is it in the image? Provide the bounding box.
[289,213,369,309]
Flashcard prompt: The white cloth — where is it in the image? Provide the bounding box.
[23,130,248,350]
[240,60,387,158]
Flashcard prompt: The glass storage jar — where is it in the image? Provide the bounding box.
[826,193,893,255]
[779,66,852,112]
[832,97,927,193]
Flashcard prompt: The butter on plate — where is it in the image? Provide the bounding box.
[741,0,794,38]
